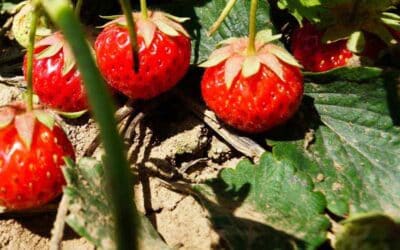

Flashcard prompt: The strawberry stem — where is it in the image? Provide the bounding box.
[26,3,39,112]
[140,0,148,19]
[246,0,258,56]
[208,0,237,36]
[119,0,140,72]
[74,0,83,18]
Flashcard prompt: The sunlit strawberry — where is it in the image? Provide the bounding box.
[23,32,88,112]
[201,30,303,133]
[0,103,75,210]
[95,11,191,99]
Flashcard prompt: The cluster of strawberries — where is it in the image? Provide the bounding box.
[0,0,398,210]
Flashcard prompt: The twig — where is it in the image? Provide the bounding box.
[115,100,136,121]
[174,90,265,161]
[49,194,69,250]
[125,112,146,142]
[84,100,136,156]
[158,179,198,197]
[179,158,208,174]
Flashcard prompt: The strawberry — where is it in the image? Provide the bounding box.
[288,0,400,72]
[291,23,353,72]
[200,31,303,133]
[23,32,88,112]
[291,23,388,72]
[0,103,75,210]
[94,11,191,100]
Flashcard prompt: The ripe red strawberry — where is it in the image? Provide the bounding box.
[95,11,191,99]
[23,32,88,112]
[201,32,303,133]
[11,2,52,48]
[291,22,391,72]
[291,23,353,72]
[0,103,74,210]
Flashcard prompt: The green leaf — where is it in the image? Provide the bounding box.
[195,151,330,249]
[304,66,383,82]
[363,22,397,46]
[269,71,400,218]
[277,0,325,24]
[335,213,400,250]
[63,158,170,250]
[321,25,353,44]
[156,0,272,64]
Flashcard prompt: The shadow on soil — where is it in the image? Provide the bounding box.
[191,178,307,250]
[1,212,81,240]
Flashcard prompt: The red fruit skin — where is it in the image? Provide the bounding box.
[291,23,353,72]
[0,122,74,210]
[201,63,303,133]
[291,23,388,72]
[23,47,87,112]
[95,25,191,99]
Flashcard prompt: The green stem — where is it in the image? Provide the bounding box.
[74,0,83,17]
[140,0,148,19]
[119,0,139,72]
[246,0,258,56]
[208,0,237,36]
[26,4,39,111]
[40,1,138,250]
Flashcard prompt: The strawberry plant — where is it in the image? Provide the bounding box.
[0,0,399,249]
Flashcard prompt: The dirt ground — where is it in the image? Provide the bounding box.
[0,79,245,249]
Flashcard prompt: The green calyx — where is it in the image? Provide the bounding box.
[200,30,301,88]
[11,1,52,48]
[34,110,55,129]
[0,103,56,149]
[35,32,77,76]
[100,11,190,48]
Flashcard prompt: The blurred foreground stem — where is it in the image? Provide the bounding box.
[39,1,139,249]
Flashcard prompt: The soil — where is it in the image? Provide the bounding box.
[0,79,245,249]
